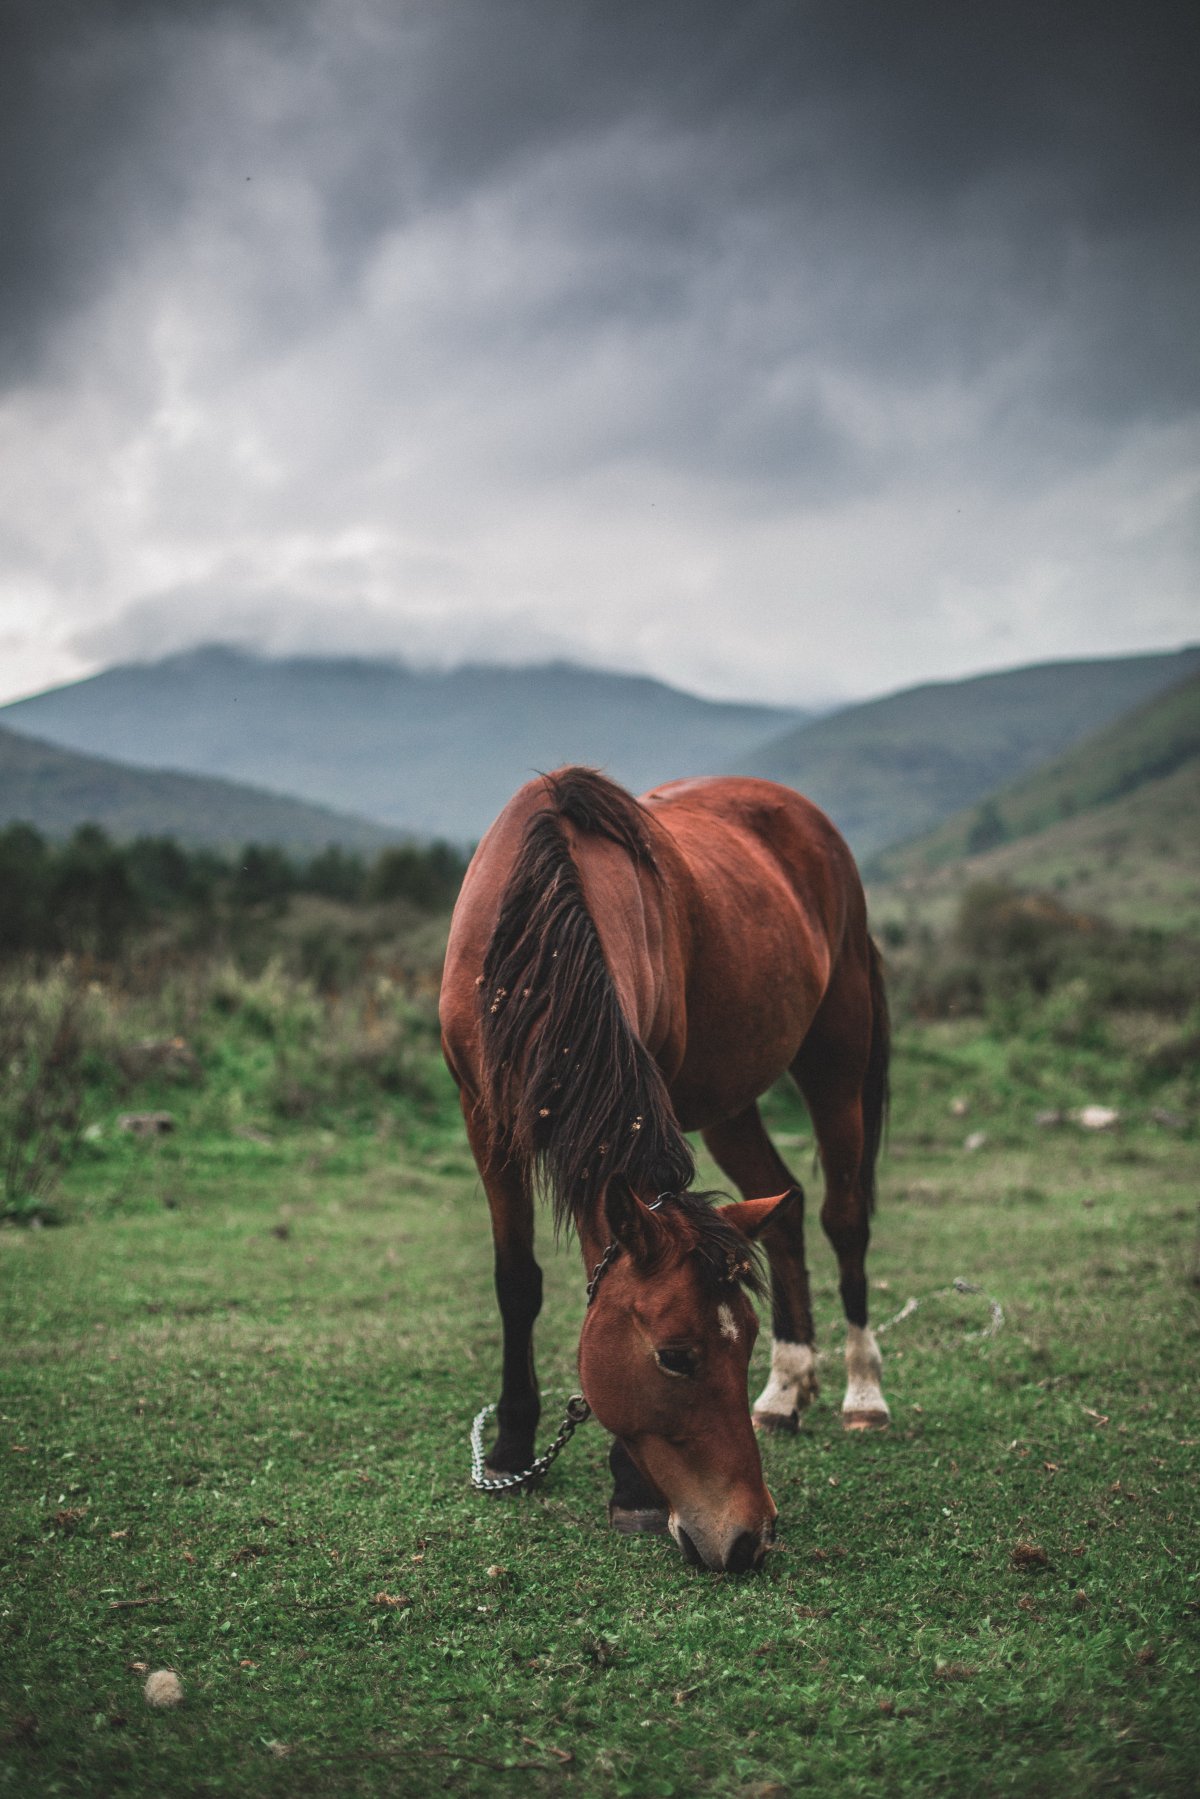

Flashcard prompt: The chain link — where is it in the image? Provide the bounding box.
[469,1393,592,1493]
[872,1276,1005,1343]
[468,1250,1004,1490]
[468,1232,623,1493]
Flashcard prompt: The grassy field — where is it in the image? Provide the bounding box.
[2,967,1198,1796]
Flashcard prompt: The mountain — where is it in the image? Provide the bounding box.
[879,669,1200,875]
[869,670,1200,933]
[0,722,397,852]
[736,647,1200,863]
[0,648,808,841]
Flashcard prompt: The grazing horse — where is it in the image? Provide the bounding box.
[439,767,890,1572]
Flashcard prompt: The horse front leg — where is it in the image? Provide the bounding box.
[702,1105,818,1432]
[462,1098,543,1475]
[608,1439,669,1534]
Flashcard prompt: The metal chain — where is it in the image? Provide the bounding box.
[469,1393,592,1493]
[468,1230,626,1492]
[469,1177,1002,1494]
[584,1240,621,1306]
[467,1196,676,1492]
[872,1276,1005,1343]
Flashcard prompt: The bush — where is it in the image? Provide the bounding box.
[887,880,1200,1031]
[0,979,89,1222]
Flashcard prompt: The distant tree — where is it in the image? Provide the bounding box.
[233,844,296,909]
[366,840,466,910]
[966,798,1008,855]
[304,845,368,903]
[0,823,53,954]
[124,836,204,909]
[50,825,143,958]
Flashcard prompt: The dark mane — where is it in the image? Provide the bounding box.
[649,1190,766,1298]
[541,766,659,866]
[477,768,695,1233]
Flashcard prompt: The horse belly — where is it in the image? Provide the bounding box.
[667,946,827,1133]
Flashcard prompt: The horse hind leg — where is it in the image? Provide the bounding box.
[702,1104,818,1432]
[792,981,891,1432]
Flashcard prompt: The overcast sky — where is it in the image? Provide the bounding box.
[1,0,1197,709]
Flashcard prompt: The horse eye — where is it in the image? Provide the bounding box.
[655,1347,697,1379]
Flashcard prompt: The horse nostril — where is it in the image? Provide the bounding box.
[724,1530,762,1575]
[676,1527,705,1568]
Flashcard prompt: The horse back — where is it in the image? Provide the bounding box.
[640,776,870,1126]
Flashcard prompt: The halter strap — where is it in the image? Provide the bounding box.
[585,1192,676,1305]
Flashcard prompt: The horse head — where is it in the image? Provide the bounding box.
[577,1182,797,1573]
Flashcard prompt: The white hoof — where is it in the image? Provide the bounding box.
[753,1340,818,1432]
[842,1325,889,1428]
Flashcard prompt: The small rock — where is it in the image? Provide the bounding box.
[117,1112,176,1138]
[143,1670,183,1708]
[964,1131,988,1152]
[119,1037,201,1084]
[1077,1106,1119,1131]
[949,1096,970,1118]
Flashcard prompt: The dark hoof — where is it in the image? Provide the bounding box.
[842,1409,890,1432]
[609,1504,670,1535]
[753,1409,800,1434]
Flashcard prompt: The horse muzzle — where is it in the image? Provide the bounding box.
[669,1508,776,1573]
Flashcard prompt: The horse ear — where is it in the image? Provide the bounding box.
[604,1176,667,1263]
[716,1186,802,1240]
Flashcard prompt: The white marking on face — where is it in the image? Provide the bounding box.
[842,1323,889,1419]
[717,1302,739,1342]
[753,1339,817,1418]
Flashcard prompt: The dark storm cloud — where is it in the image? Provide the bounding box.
[0,1,276,379]
[2,1,1196,706]
[6,1,1198,417]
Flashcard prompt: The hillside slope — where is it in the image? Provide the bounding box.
[738,647,1200,861]
[0,723,397,852]
[879,670,1200,878]
[1,649,807,841]
[870,674,1200,934]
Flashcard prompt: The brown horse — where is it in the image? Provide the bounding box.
[439,767,890,1572]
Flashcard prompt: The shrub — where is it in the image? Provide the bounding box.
[0,979,88,1222]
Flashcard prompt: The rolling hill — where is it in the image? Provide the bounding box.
[737,647,1200,863]
[870,671,1200,933]
[0,722,398,852]
[0,648,808,842]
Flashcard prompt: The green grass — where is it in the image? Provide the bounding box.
[2,1023,1198,1796]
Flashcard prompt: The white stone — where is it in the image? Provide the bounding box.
[144,1670,183,1708]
